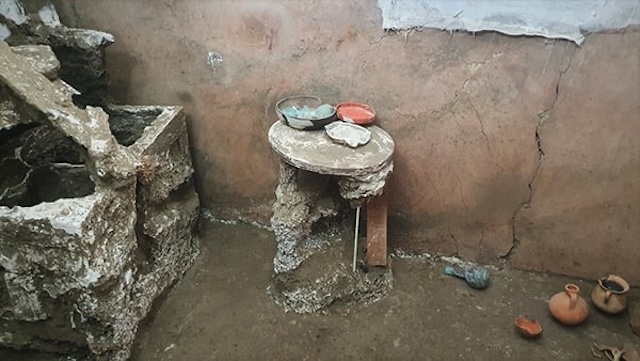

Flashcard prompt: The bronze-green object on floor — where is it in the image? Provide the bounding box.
[444,265,490,290]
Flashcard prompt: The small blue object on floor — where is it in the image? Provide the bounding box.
[444,265,490,290]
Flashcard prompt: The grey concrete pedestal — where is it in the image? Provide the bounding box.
[267,121,395,313]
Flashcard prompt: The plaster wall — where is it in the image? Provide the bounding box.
[378,0,640,45]
[53,0,640,285]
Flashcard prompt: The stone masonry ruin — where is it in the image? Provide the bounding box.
[1,0,114,106]
[0,2,200,360]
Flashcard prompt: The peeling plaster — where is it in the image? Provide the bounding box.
[0,23,10,40]
[38,3,61,27]
[378,0,640,45]
[0,0,27,25]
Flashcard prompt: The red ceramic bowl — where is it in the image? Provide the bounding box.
[514,316,542,338]
[336,102,376,125]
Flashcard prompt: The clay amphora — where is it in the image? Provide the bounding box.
[591,275,630,314]
[548,283,589,326]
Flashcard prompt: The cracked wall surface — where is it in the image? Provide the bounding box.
[55,0,640,285]
[511,33,640,284]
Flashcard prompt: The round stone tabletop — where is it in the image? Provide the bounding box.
[268,121,395,177]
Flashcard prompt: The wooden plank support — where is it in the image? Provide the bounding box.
[366,190,388,267]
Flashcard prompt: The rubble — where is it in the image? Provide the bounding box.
[1,0,114,105]
[268,227,393,314]
[0,17,199,361]
[10,45,60,80]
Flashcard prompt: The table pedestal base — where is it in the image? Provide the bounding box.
[268,161,393,314]
[268,244,393,314]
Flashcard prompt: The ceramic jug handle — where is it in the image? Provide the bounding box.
[568,290,577,306]
[604,290,612,303]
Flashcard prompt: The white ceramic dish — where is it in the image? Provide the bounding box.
[324,121,371,148]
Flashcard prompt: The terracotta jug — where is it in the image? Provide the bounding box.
[591,275,630,314]
[548,283,589,326]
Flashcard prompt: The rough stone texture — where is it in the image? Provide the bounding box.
[0,40,200,360]
[268,138,393,313]
[268,161,391,313]
[0,40,133,186]
[57,0,640,285]
[268,121,394,177]
[0,187,138,352]
[270,162,344,274]
[0,121,93,207]
[10,45,60,80]
[338,161,394,204]
[46,27,115,106]
[1,1,114,105]
[268,248,393,314]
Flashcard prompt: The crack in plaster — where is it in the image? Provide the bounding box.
[477,227,485,252]
[447,223,460,256]
[460,36,502,69]
[357,31,580,265]
[465,93,490,145]
[460,78,504,172]
[376,28,421,46]
[500,46,577,263]
[459,47,500,156]
[453,173,469,210]
[368,30,395,47]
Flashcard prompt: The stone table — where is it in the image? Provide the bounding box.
[267,120,395,313]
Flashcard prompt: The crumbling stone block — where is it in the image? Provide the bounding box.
[0,121,93,207]
[0,35,200,361]
[108,105,196,203]
[10,44,60,80]
[1,0,114,105]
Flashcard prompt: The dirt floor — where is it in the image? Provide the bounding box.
[2,219,638,360]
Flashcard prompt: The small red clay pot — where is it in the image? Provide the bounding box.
[548,283,589,326]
